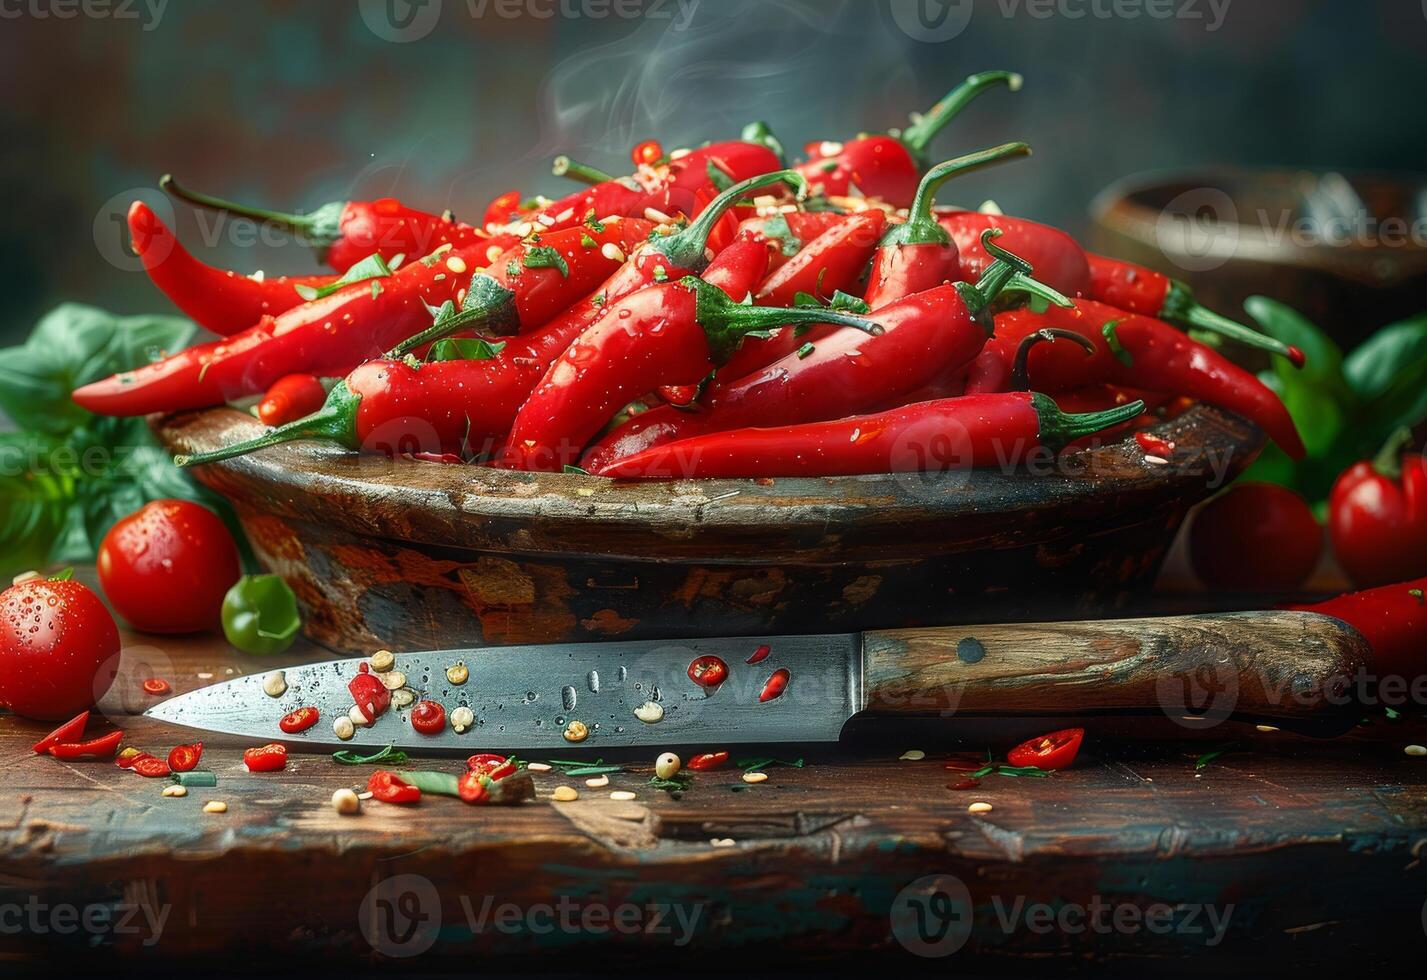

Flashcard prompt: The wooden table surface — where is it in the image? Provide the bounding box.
[4,570,1427,972]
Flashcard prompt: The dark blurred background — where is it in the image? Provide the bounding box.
[1,0,1424,345]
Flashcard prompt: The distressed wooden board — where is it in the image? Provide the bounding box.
[154,404,1264,653]
[3,604,1426,970]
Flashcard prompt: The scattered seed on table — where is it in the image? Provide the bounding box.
[446,662,469,685]
[899,750,925,761]
[585,774,610,788]
[655,752,681,780]
[450,705,475,733]
[563,720,589,743]
[709,838,736,848]
[552,786,579,802]
[333,716,356,741]
[968,802,993,814]
[357,791,374,801]
[331,788,361,815]
[261,670,287,698]
[1406,744,1427,757]
[633,701,664,724]
[161,785,187,798]
[348,704,372,727]
[379,670,407,691]
[527,762,553,772]
[610,791,636,801]
[370,650,395,672]
[390,689,415,709]
[1255,724,1280,733]
[203,801,228,814]
[742,771,768,784]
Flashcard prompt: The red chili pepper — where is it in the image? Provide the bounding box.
[1289,577,1427,682]
[161,174,490,273]
[368,770,421,804]
[595,391,1144,480]
[964,325,1100,395]
[795,71,1021,207]
[1135,431,1177,458]
[990,299,1307,459]
[1329,430,1427,588]
[278,706,320,734]
[687,655,729,688]
[115,747,144,769]
[169,175,793,468]
[130,755,171,778]
[936,210,1091,297]
[243,743,288,773]
[347,672,391,722]
[737,210,850,273]
[864,143,1029,308]
[482,189,525,230]
[530,140,782,234]
[1006,728,1083,770]
[747,644,770,665]
[48,730,124,759]
[759,668,791,703]
[466,754,516,781]
[142,678,171,696]
[32,710,89,754]
[502,276,884,471]
[687,751,730,771]
[73,243,486,417]
[166,741,203,772]
[128,201,339,335]
[410,700,447,736]
[256,374,328,427]
[631,140,664,167]
[1087,253,1304,363]
[583,232,1068,472]
[457,770,490,804]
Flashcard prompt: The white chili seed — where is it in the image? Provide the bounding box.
[527,762,553,773]
[333,715,356,740]
[1406,744,1427,757]
[162,785,187,798]
[968,802,994,814]
[585,774,610,788]
[818,140,844,157]
[642,207,674,224]
[655,752,681,780]
[11,570,41,586]
[563,720,589,743]
[450,705,475,733]
[445,256,468,275]
[203,801,228,814]
[348,703,372,727]
[633,700,664,724]
[742,771,768,784]
[899,750,925,761]
[1255,724,1280,733]
[609,791,636,801]
[446,662,469,685]
[709,838,735,847]
[1143,455,1169,466]
[390,688,415,709]
[486,244,505,263]
[370,650,395,672]
[379,670,407,691]
[552,786,579,802]
[600,243,625,263]
[261,670,287,698]
[331,788,361,815]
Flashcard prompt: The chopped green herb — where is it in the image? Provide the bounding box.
[427,337,507,363]
[562,464,590,476]
[1103,320,1133,366]
[761,214,802,257]
[49,568,75,582]
[294,252,397,302]
[333,744,409,766]
[705,159,734,192]
[796,342,815,359]
[400,771,462,797]
[735,757,804,773]
[649,771,693,793]
[580,233,598,248]
[171,770,218,787]
[584,210,605,234]
[523,246,570,278]
[1194,743,1237,771]
[506,260,521,278]
[1386,706,1401,720]
[1410,588,1424,604]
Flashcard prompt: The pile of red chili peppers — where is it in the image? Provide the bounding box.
[73,71,1307,478]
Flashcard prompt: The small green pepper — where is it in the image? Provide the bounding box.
[221,574,301,655]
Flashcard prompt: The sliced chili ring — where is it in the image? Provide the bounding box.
[687,655,729,689]
[142,678,171,696]
[131,755,171,778]
[1005,728,1084,771]
[410,700,446,736]
[167,742,204,772]
[457,770,490,804]
[687,751,729,771]
[47,730,124,759]
[243,743,288,773]
[368,770,420,804]
[758,667,791,703]
[115,746,145,769]
[746,644,770,665]
[278,706,320,734]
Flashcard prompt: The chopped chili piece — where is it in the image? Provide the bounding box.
[167,742,203,773]
[948,777,983,791]
[457,770,490,804]
[115,747,144,769]
[48,730,124,759]
[759,668,791,703]
[687,751,730,771]
[348,672,391,720]
[367,770,421,805]
[1006,728,1084,771]
[631,140,664,167]
[410,700,446,736]
[131,755,171,778]
[243,743,288,773]
[466,754,516,781]
[32,711,89,754]
[687,655,729,689]
[746,645,770,665]
[278,706,320,734]
[142,678,171,696]
[1135,432,1176,458]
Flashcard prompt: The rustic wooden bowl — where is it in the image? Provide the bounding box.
[155,405,1262,655]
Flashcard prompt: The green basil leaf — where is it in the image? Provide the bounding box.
[1342,313,1427,400]
[0,431,72,575]
[761,214,802,256]
[523,246,570,278]
[293,252,396,302]
[705,159,734,192]
[827,290,871,314]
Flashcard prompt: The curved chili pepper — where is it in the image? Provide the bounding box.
[991,299,1306,458]
[582,231,1071,472]
[161,174,495,273]
[796,71,1022,207]
[171,176,787,467]
[937,209,1092,297]
[1087,253,1304,363]
[736,210,850,272]
[502,276,885,471]
[1288,576,1427,682]
[964,326,1097,394]
[525,140,782,234]
[127,202,338,335]
[256,374,328,427]
[73,244,486,416]
[594,391,1144,480]
[47,729,124,759]
[864,142,1030,308]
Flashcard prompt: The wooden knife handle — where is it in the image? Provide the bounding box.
[861,611,1369,736]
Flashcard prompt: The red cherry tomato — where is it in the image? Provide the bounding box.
[167,742,203,772]
[631,140,664,167]
[256,373,327,427]
[687,751,729,771]
[759,667,791,703]
[368,770,420,804]
[97,499,241,633]
[1328,436,1427,588]
[1189,482,1322,592]
[243,743,287,772]
[1006,728,1084,771]
[130,755,171,778]
[410,700,446,735]
[0,577,119,720]
[687,655,729,688]
[278,706,320,734]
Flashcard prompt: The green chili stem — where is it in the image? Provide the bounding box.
[552,156,615,185]
[880,142,1030,249]
[900,71,1023,158]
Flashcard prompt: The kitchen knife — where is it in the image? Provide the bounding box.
[144,611,1369,751]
